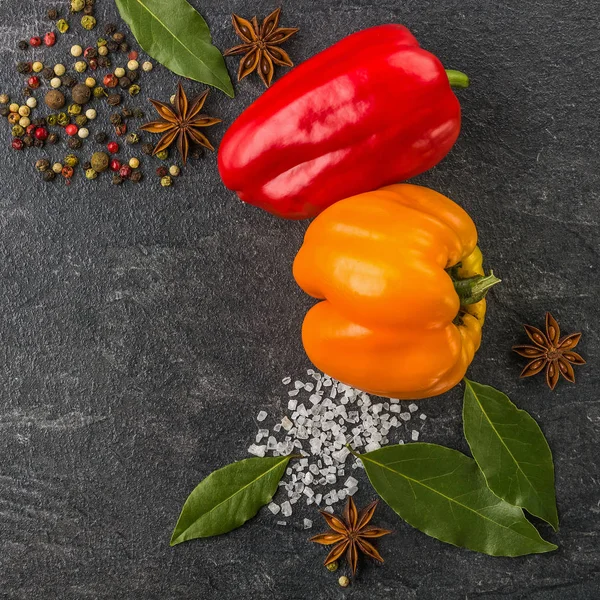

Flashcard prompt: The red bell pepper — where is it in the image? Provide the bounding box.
[218,24,469,220]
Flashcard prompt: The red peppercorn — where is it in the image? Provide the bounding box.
[62,166,74,179]
[115,123,127,136]
[26,124,37,136]
[65,124,78,137]
[29,36,42,47]
[44,32,56,47]
[109,158,121,171]
[103,74,118,88]
[12,139,24,151]
[119,165,132,179]
[88,58,98,70]
[27,76,40,89]
[128,51,139,61]
[34,127,48,141]
[107,141,119,153]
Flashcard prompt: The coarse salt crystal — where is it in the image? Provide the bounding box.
[408,403,418,413]
[344,476,358,488]
[248,444,266,457]
[304,518,313,529]
[411,430,420,441]
[257,411,267,422]
[282,376,292,385]
[268,502,280,515]
[280,501,292,517]
[420,414,427,420]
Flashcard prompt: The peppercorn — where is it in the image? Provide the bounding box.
[118,77,131,90]
[19,117,30,129]
[338,576,350,588]
[47,8,59,20]
[156,166,168,177]
[43,170,56,182]
[12,125,25,137]
[81,16,96,30]
[97,56,110,69]
[52,162,63,173]
[112,174,123,185]
[64,154,79,167]
[61,75,76,88]
[74,61,87,73]
[112,32,125,43]
[56,19,70,34]
[85,168,97,179]
[0,107,10,118]
[45,114,58,127]
[169,165,181,177]
[35,127,48,141]
[160,175,172,187]
[34,137,45,148]
[71,0,85,11]
[103,73,118,88]
[97,37,107,47]
[133,108,145,119]
[119,42,129,53]
[119,164,132,179]
[68,137,82,149]
[27,76,40,89]
[128,85,141,97]
[130,171,143,183]
[93,86,106,99]
[72,83,91,104]
[47,133,59,145]
[126,132,139,145]
[12,139,24,150]
[18,40,28,50]
[42,66,55,80]
[17,62,32,74]
[105,23,117,35]
[107,141,119,153]
[78,127,89,139]
[32,61,44,73]
[115,123,127,136]
[56,112,69,126]
[326,561,338,572]
[85,108,96,120]
[65,123,78,136]
[22,135,33,147]
[106,41,119,53]
[83,5,94,16]
[0,94,9,105]
[94,132,107,143]
[75,115,88,127]
[8,113,20,125]
[107,93,121,106]
[84,47,98,59]
[108,114,121,127]
[67,104,82,116]
[109,158,121,171]
[85,77,96,89]
[127,71,139,85]
[142,61,153,72]
[91,151,109,172]
[156,149,169,160]
[44,32,57,47]
[61,165,74,178]
[22,87,33,98]
[50,77,62,89]
[30,36,42,47]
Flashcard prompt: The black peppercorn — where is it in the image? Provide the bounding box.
[22,135,34,147]
[0,107,10,117]
[106,41,118,52]
[141,142,154,156]
[17,62,32,74]
[22,87,33,98]
[156,166,168,177]
[42,66,55,80]
[35,159,50,172]
[32,118,46,127]
[82,161,92,170]
[43,170,56,182]
[33,138,45,148]
[47,7,58,19]
[112,32,125,43]
[119,42,129,53]
[68,137,82,149]
[112,174,124,185]
[130,171,143,183]
[118,77,131,89]
[133,108,145,119]
[189,148,203,160]
[107,93,121,106]
[109,113,122,125]
[104,23,117,35]
[121,107,133,118]
[18,40,28,50]
[94,131,108,143]
[97,56,110,68]
[61,75,76,88]
[83,5,94,15]
[126,70,138,83]
[47,133,59,145]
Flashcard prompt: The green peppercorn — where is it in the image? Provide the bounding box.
[56,19,70,33]
[75,115,88,127]
[156,149,168,160]
[112,174,123,185]
[85,168,97,179]
[57,112,69,126]
[160,175,172,187]
[71,0,85,11]
[47,133,59,145]
[46,114,58,126]
[47,8,59,20]
[68,103,82,116]
[43,170,56,182]
[68,137,82,149]
[128,84,141,97]
[93,86,106,99]
[97,37,107,47]
[11,125,25,137]
[133,108,145,119]
[81,15,96,30]
[64,154,79,167]
[109,113,122,126]
[94,131,107,143]
[91,151,109,172]
[126,132,139,145]
[326,561,339,572]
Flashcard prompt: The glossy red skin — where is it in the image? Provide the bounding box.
[218,24,462,220]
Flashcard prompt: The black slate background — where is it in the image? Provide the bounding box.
[1,1,599,598]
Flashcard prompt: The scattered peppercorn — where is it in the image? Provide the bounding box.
[81,15,97,30]
[126,132,139,145]
[71,0,85,10]
[133,108,144,119]
[47,133,59,144]
[103,73,118,88]
[326,561,338,572]
[61,75,77,87]
[43,170,56,182]
[74,60,87,73]
[85,168,97,179]
[34,127,48,141]
[119,42,129,53]
[107,141,119,154]
[46,114,59,126]
[119,164,132,178]
[78,127,89,139]
[17,62,32,74]
[12,139,24,150]
[75,115,88,127]
[56,19,70,34]
[107,93,121,106]
[104,23,117,35]
[18,40,28,51]
[106,41,118,53]
[57,112,69,126]
[0,107,10,118]
[109,158,121,171]
[64,154,79,167]
[72,83,91,104]
[65,124,78,136]
[126,70,139,83]
[94,131,107,143]
[115,123,127,136]
[160,175,172,187]
[67,103,82,116]
[119,77,132,89]
[22,87,33,98]
[42,66,55,80]
[156,166,168,177]
[84,47,97,59]
[44,32,57,47]
[338,576,350,588]
[68,137,82,149]
[129,157,140,169]
[156,149,168,160]
[32,61,44,73]
[130,171,143,183]
[47,8,59,20]
[12,125,25,137]
[93,86,106,99]
[141,143,154,156]
[62,165,74,179]
[111,174,123,185]
[112,32,125,43]
[27,76,40,89]
[109,113,122,126]
[169,165,180,177]
[88,58,98,70]
[30,36,42,47]
[91,151,109,172]
[97,56,110,68]
[0,94,9,105]
[52,162,63,174]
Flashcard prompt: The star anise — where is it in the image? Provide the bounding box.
[310,497,391,575]
[224,8,298,87]
[139,82,221,165]
[513,312,586,390]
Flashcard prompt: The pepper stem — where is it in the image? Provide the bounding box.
[453,271,501,306]
[446,69,470,89]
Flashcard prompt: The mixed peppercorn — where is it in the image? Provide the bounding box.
[1,2,186,187]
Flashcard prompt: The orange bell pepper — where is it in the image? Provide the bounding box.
[293,184,499,400]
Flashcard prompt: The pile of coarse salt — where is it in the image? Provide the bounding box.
[248,369,428,528]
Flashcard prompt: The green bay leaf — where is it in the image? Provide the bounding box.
[115,0,234,97]
[463,379,558,530]
[360,443,557,556]
[170,456,290,544]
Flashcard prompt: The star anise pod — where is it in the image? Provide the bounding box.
[513,312,586,390]
[310,497,391,575]
[224,8,298,87]
[140,82,221,165]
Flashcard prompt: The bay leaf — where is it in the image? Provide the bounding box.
[463,379,558,530]
[359,443,557,556]
[171,456,290,544]
[115,0,234,97]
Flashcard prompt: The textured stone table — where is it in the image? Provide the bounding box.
[1,1,598,598]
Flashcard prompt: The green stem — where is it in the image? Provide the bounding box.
[446,69,470,89]
[453,271,501,306]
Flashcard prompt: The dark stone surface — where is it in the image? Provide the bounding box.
[0,1,598,598]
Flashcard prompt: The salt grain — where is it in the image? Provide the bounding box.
[257,410,267,422]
